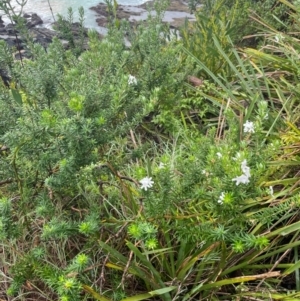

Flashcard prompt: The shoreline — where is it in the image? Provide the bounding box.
[90,0,195,29]
[0,0,196,60]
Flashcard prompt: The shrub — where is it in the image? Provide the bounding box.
[1,0,300,300]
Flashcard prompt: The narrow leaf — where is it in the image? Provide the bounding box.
[120,287,176,301]
[82,284,112,301]
[11,89,22,105]
[198,271,280,291]
[126,241,166,290]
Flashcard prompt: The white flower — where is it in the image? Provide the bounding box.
[241,159,250,177]
[243,120,255,133]
[202,169,210,176]
[139,177,154,191]
[232,152,241,161]
[216,152,222,159]
[269,186,274,196]
[128,74,137,85]
[158,162,165,169]
[232,160,251,185]
[232,174,250,185]
[217,192,225,204]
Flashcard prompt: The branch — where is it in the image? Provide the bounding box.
[0,178,13,186]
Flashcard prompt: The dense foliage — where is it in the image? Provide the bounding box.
[1,0,300,300]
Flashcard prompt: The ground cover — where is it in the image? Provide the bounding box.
[1,0,300,300]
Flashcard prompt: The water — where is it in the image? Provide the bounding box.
[1,0,150,30]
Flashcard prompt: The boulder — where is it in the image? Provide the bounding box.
[91,0,195,29]
[0,68,10,87]
[0,12,97,66]
[0,16,4,28]
[24,13,43,28]
[5,37,24,50]
[5,23,18,35]
[14,49,32,60]
[0,13,89,50]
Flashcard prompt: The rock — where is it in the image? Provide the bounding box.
[14,49,32,60]
[31,27,57,43]
[0,12,93,55]
[0,27,7,34]
[139,0,190,12]
[33,36,52,48]
[90,0,195,29]
[0,68,10,87]
[5,23,18,35]
[0,16,4,28]
[53,20,89,39]
[23,13,43,28]
[95,17,107,27]
[5,37,24,50]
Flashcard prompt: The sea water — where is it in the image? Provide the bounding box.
[1,0,150,30]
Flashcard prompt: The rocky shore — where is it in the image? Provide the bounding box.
[0,0,195,59]
[91,0,195,29]
[0,13,91,84]
[0,13,90,60]
[0,0,196,85]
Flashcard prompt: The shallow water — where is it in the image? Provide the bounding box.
[1,0,150,30]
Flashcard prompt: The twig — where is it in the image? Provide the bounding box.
[130,129,138,149]
[0,178,13,185]
[120,247,135,289]
[256,251,289,289]
[99,255,109,290]
[47,0,56,22]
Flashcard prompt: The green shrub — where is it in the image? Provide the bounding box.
[1,0,300,300]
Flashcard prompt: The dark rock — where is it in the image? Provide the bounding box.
[91,3,142,28]
[53,20,88,39]
[0,16,4,28]
[33,36,52,48]
[0,27,7,34]
[96,17,107,27]
[91,0,195,29]
[0,12,95,58]
[5,37,24,50]
[31,27,57,39]
[0,13,96,89]
[14,50,32,60]
[23,13,43,28]
[5,23,18,35]
[0,68,10,87]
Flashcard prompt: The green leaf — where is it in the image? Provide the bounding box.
[98,240,154,286]
[120,287,177,301]
[125,241,166,288]
[11,89,22,105]
[197,271,280,292]
[283,257,300,276]
[268,220,300,237]
[177,242,219,280]
[82,284,112,301]
[239,291,300,300]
